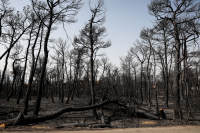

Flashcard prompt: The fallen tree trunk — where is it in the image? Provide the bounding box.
[56,122,112,128]
[3,101,125,126]
[56,122,89,128]
[135,109,159,120]
[2,100,160,127]
[89,124,112,128]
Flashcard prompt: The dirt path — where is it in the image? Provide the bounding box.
[1,126,199,133]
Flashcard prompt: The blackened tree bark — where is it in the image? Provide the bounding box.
[7,58,21,101]
[0,7,34,95]
[33,15,51,115]
[74,0,111,119]
[74,0,111,118]
[70,48,86,101]
[17,14,35,104]
[154,20,172,108]
[0,0,14,94]
[65,51,73,104]
[140,28,155,106]
[0,22,15,97]
[130,42,147,104]
[148,0,200,119]
[131,61,139,99]
[120,55,132,97]
[164,28,170,108]
[31,0,83,115]
[51,38,70,103]
[23,18,44,115]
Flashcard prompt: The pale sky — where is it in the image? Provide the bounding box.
[0,0,155,71]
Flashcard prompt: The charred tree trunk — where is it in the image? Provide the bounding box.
[7,59,19,101]
[66,58,72,104]
[164,34,169,108]
[71,50,82,101]
[0,24,17,93]
[147,50,151,106]
[6,76,16,101]
[50,75,54,103]
[61,65,64,103]
[134,69,137,99]
[140,62,143,104]
[172,22,181,120]
[90,47,97,119]
[0,45,12,96]
[183,33,189,111]
[33,10,53,115]
[23,24,43,115]
[16,26,32,105]
[89,16,97,119]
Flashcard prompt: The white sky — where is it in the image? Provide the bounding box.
[0,0,155,71]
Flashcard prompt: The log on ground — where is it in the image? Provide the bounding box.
[1,100,160,127]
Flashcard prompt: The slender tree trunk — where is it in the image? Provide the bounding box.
[172,22,181,119]
[71,53,81,101]
[128,60,131,97]
[196,64,199,92]
[147,46,151,106]
[7,59,19,101]
[164,34,169,108]
[155,88,159,115]
[134,69,137,99]
[61,64,64,103]
[90,21,97,119]
[17,30,32,104]
[33,11,53,115]
[23,24,43,115]
[7,75,16,101]
[152,46,158,113]
[183,35,189,111]
[50,74,54,103]
[140,62,143,104]
[0,28,16,93]
[90,50,97,118]
[66,58,72,104]
[0,49,11,95]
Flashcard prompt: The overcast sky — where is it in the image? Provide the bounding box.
[0,0,155,71]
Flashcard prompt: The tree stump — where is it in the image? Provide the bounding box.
[159,109,166,120]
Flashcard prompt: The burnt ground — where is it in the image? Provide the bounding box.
[0,94,200,132]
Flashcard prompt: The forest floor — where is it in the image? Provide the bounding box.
[0,94,200,132]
